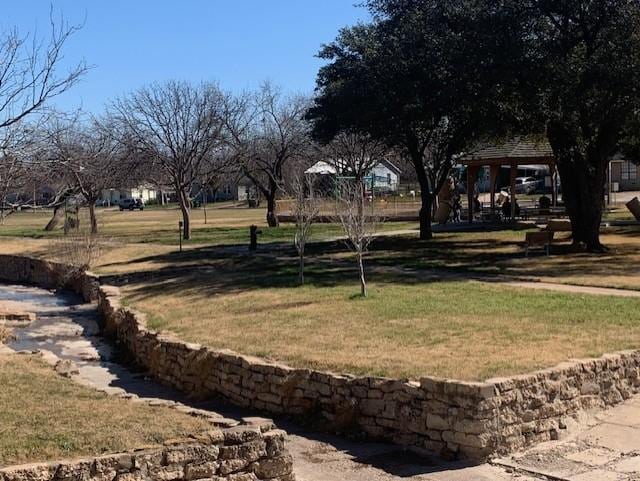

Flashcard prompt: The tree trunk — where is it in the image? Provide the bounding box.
[556,160,605,251]
[177,188,191,240]
[410,151,433,240]
[203,190,208,225]
[418,191,433,240]
[548,127,607,252]
[357,250,367,297]
[299,250,305,285]
[88,203,98,235]
[44,205,64,231]
[266,194,279,227]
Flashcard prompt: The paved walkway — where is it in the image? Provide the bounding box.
[493,396,640,480]
[506,281,640,298]
[2,283,639,480]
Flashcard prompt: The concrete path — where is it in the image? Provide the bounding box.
[2,283,639,480]
[1,284,240,428]
[493,395,640,480]
[506,281,640,298]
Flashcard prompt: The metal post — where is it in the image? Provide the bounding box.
[510,163,517,222]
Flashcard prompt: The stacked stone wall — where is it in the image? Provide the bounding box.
[0,426,293,481]
[2,254,640,460]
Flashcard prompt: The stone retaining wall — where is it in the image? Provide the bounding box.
[0,255,99,302]
[2,254,640,461]
[0,426,294,481]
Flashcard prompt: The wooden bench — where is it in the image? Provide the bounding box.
[546,219,572,232]
[627,197,640,221]
[525,231,554,257]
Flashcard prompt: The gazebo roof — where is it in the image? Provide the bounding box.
[461,137,554,165]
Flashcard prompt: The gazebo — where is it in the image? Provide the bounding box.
[460,138,558,222]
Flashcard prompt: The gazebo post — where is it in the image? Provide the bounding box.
[551,164,558,207]
[510,162,517,221]
[489,164,500,212]
[467,164,480,223]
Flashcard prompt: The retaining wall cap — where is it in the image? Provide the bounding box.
[419,377,449,393]
[222,426,263,445]
[100,285,121,297]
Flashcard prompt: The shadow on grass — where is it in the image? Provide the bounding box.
[96,221,640,302]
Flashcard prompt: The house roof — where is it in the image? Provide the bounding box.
[305,161,338,175]
[377,159,402,175]
[461,137,554,165]
[305,159,401,176]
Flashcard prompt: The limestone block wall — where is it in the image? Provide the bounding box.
[2,254,640,461]
[97,285,640,460]
[0,255,99,302]
[0,426,294,481]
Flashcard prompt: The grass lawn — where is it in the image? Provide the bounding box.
[2,203,640,383]
[117,250,640,381]
[364,226,640,290]
[0,205,416,247]
[0,354,211,467]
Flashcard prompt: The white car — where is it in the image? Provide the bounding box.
[514,177,539,195]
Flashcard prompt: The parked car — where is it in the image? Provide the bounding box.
[514,177,539,195]
[119,198,144,211]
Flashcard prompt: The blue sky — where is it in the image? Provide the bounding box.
[4,1,369,113]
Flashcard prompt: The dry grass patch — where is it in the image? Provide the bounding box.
[0,354,211,467]
[122,277,640,382]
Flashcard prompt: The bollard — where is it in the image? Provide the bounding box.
[249,225,262,251]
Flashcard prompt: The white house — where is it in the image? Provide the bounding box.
[369,160,401,192]
[609,154,640,192]
[304,159,401,193]
[99,185,158,205]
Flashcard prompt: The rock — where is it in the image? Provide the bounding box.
[54,359,79,378]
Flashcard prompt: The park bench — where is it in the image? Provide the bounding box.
[627,197,640,221]
[546,218,572,232]
[525,230,554,257]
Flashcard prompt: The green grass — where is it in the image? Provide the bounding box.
[0,207,416,247]
[0,354,211,467]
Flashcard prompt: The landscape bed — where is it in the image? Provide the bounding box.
[118,253,640,381]
[2,254,640,462]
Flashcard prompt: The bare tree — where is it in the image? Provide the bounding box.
[113,81,227,240]
[0,122,52,223]
[290,171,319,285]
[46,116,125,234]
[50,229,104,281]
[324,132,389,184]
[195,147,236,224]
[0,13,86,130]
[336,179,378,298]
[0,158,29,223]
[230,83,310,227]
[0,148,26,224]
[327,132,387,297]
[0,12,86,226]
